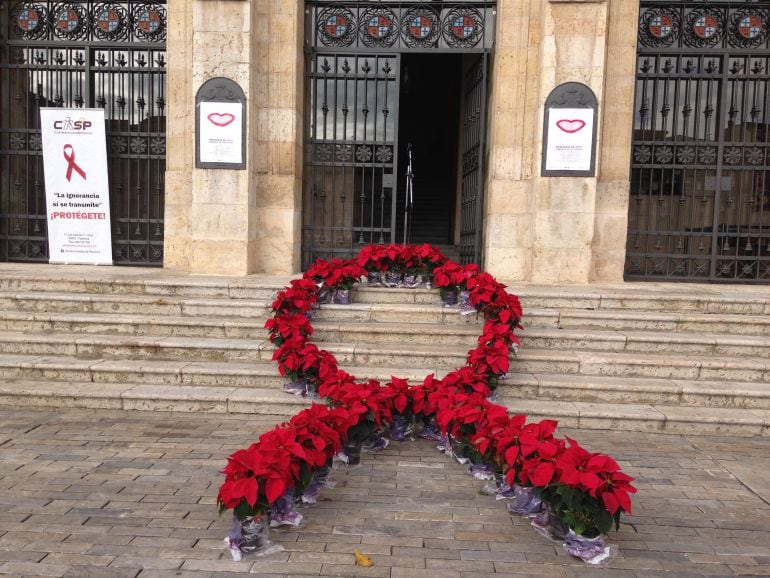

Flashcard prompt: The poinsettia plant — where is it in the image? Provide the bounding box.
[533,438,637,536]
[320,377,392,443]
[218,244,636,547]
[264,312,313,347]
[305,258,366,291]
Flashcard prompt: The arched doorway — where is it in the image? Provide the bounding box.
[300,1,494,268]
[626,2,770,282]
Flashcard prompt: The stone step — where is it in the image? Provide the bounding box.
[0,378,766,436]
[0,292,274,318]
[4,307,770,355]
[2,353,767,410]
[500,399,769,437]
[0,330,767,381]
[4,291,770,340]
[0,379,311,414]
[502,373,770,409]
[0,354,434,388]
[516,285,770,315]
[529,308,770,336]
[2,266,768,315]
[0,299,486,328]
[0,269,288,300]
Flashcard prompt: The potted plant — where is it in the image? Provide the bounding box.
[382,376,417,441]
[357,244,389,286]
[322,258,365,304]
[319,376,392,465]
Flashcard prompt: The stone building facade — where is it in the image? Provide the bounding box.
[1,0,768,283]
[164,0,639,283]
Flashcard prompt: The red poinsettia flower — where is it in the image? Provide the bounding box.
[582,454,637,515]
[264,312,313,345]
[519,437,566,488]
[271,279,317,314]
[289,404,343,466]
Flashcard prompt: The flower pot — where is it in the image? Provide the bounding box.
[367,271,382,286]
[458,290,475,315]
[565,529,611,564]
[506,484,542,515]
[303,380,319,399]
[283,378,307,396]
[384,271,402,287]
[317,286,335,304]
[344,440,363,465]
[532,504,568,541]
[363,431,389,452]
[269,487,303,528]
[389,414,414,441]
[333,288,351,304]
[402,273,419,288]
[417,417,441,441]
[228,513,269,558]
[441,289,458,306]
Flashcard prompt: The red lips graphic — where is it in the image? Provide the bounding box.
[207,113,235,127]
[556,119,586,133]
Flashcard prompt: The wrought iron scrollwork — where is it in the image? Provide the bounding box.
[52,3,89,40]
[317,6,356,47]
[728,8,768,49]
[400,7,440,48]
[10,1,166,42]
[2,0,167,265]
[683,8,724,48]
[629,2,770,282]
[442,7,484,49]
[93,2,129,41]
[10,3,49,39]
[132,3,166,41]
[638,7,681,48]
[359,7,398,48]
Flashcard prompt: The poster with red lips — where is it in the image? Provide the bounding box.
[199,101,243,165]
[544,107,594,173]
[40,108,113,265]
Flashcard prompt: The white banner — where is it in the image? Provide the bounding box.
[40,108,113,264]
[544,108,595,172]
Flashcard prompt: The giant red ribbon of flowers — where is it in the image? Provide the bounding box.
[218,244,636,537]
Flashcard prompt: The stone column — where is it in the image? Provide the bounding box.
[484,0,637,283]
[163,0,194,271]
[249,0,304,275]
[164,0,253,274]
[164,0,302,275]
[591,0,640,281]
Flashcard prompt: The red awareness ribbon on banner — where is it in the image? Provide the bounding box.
[63,144,87,182]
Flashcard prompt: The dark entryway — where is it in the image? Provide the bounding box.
[300,0,494,267]
[396,53,462,246]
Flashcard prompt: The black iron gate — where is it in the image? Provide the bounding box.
[302,0,494,267]
[0,1,167,265]
[626,2,770,282]
[459,53,486,265]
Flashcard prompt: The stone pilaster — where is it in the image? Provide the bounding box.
[485,0,637,284]
[250,0,304,275]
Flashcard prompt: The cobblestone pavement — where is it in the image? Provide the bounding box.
[1,409,769,578]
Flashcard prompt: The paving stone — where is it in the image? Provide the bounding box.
[1,408,770,577]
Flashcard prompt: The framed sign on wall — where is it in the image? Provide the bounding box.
[195,77,247,170]
[541,82,598,177]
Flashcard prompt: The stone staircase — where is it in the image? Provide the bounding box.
[0,264,768,436]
